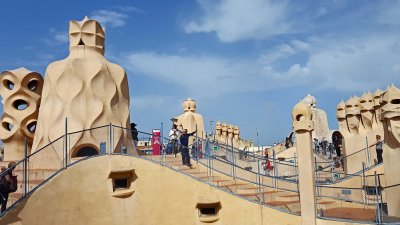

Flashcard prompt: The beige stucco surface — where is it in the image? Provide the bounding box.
[0,68,43,161]
[0,155,303,225]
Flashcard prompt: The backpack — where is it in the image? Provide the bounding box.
[9,175,17,193]
[0,178,8,193]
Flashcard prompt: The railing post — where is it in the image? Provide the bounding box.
[161,122,164,164]
[378,174,383,223]
[362,162,368,206]
[365,137,371,167]
[23,138,27,196]
[231,137,235,180]
[257,159,262,204]
[231,137,236,180]
[374,172,381,224]
[109,123,112,154]
[64,117,68,168]
[273,150,277,188]
[314,157,320,197]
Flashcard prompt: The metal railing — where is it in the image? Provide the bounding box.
[0,123,399,224]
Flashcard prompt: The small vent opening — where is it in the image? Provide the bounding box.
[114,178,129,190]
[200,207,216,215]
[75,147,98,157]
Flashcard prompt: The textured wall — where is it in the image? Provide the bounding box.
[0,68,43,161]
[0,155,303,225]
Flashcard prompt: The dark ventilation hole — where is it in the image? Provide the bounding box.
[3,80,14,90]
[391,99,400,104]
[2,122,13,131]
[13,99,28,110]
[200,207,216,215]
[27,80,38,91]
[296,114,304,121]
[27,122,37,133]
[114,178,129,190]
[75,147,98,157]
[78,39,85,46]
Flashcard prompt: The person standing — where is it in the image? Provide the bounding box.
[179,129,196,167]
[169,125,180,157]
[374,135,384,164]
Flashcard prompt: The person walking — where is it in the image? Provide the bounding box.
[328,142,334,159]
[179,129,196,167]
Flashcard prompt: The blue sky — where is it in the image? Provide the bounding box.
[0,0,399,145]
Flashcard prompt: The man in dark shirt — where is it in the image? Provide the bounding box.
[179,129,196,167]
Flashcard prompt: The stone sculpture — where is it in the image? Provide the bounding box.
[302,94,317,108]
[175,98,205,145]
[0,68,43,160]
[215,121,222,141]
[302,94,331,141]
[359,92,374,132]
[373,89,384,129]
[221,123,228,144]
[381,85,400,217]
[345,96,361,135]
[336,100,350,137]
[233,126,240,148]
[215,122,252,148]
[227,124,234,146]
[32,17,135,157]
[292,101,316,225]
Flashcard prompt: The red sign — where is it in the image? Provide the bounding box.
[152,129,161,155]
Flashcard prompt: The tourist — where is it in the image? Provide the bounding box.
[0,166,7,212]
[314,138,319,154]
[328,142,334,159]
[321,139,327,156]
[0,162,17,213]
[262,157,272,175]
[169,124,180,157]
[179,129,197,167]
[373,135,384,164]
[335,143,341,158]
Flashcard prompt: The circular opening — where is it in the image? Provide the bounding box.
[27,80,38,91]
[391,99,400,105]
[75,147,98,157]
[13,99,28,110]
[2,122,13,131]
[3,80,14,90]
[27,121,37,133]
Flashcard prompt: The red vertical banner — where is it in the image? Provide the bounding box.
[152,129,161,155]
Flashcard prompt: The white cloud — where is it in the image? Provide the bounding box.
[259,39,309,64]
[121,33,400,97]
[47,28,68,45]
[132,95,178,110]
[120,51,314,97]
[185,0,292,42]
[91,10,128,28]
[315,7,328,18]
[302,36,400,91]
[113,6,144,13]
